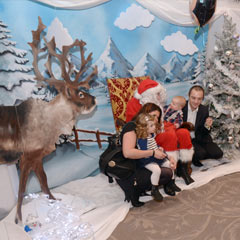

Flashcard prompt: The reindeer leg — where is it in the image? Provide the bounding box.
[15,160,32,224]
[34,159,55,200]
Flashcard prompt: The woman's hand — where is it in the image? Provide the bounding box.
[168,156,176,170]
[158,146,164,151]
[154,148,167,160]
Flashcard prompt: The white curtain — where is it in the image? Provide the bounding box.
[32,0,240,31]
[33,0,111,9]
[136,0,240,27]
[136,0,197,26]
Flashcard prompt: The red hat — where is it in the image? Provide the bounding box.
[134,79,159,99]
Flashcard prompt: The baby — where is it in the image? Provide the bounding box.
[163,96,186,129]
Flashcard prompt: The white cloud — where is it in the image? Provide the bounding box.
[114,3,154,30]
[160,31,198,55]
[46,17,73,51]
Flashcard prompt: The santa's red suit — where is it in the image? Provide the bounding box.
[125,79,194,166]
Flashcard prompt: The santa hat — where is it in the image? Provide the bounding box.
[134,79,158,98]
[134,79,166,104]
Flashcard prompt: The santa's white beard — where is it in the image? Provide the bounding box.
[139,94,164,108]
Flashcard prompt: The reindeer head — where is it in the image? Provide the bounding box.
[64,87,97,115]
[28,16,97,115]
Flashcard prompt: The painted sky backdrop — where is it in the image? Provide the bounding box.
[0,0,208,67]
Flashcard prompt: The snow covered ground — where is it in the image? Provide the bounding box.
[1,151,240,240]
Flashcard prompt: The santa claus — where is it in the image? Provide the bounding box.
[126,78,194,186]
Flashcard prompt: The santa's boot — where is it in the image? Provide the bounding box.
[177,161,194,185]
[164,150,181,192]
[177,148,194,185]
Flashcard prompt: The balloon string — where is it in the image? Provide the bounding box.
[194,26,206,48]
[202,30,205,47]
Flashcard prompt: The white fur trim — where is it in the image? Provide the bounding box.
[165,151,179,163]
[179,147,194,163]
[134,90,142,99]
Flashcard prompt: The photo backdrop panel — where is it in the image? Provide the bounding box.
[0,0,208,192]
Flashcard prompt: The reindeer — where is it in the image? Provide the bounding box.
[0,17,98,224]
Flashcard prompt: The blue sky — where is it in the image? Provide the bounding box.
[0,0,208,66]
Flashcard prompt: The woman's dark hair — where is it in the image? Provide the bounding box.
[133,103,162,123]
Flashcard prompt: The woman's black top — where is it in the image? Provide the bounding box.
[120,121,136,145]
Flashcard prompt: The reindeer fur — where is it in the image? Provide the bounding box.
[1,94,96,153]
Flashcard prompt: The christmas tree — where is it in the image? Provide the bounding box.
[203,15,240,153]
[0,18,35,105]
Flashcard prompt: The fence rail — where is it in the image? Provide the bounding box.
[71,126,114,150]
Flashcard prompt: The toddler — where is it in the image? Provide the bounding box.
[135,113,176,201]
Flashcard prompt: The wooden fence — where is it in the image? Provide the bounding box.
[71,126,114,150]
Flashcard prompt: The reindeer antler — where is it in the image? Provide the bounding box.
[62,40,98,89]
[28,16,47,83]
[28,16,98,91]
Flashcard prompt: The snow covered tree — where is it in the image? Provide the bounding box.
[192,44,207,84]
[0,18,35,105]
[203,15,240,153]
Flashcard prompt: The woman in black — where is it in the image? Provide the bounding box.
[116,103,174,207]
